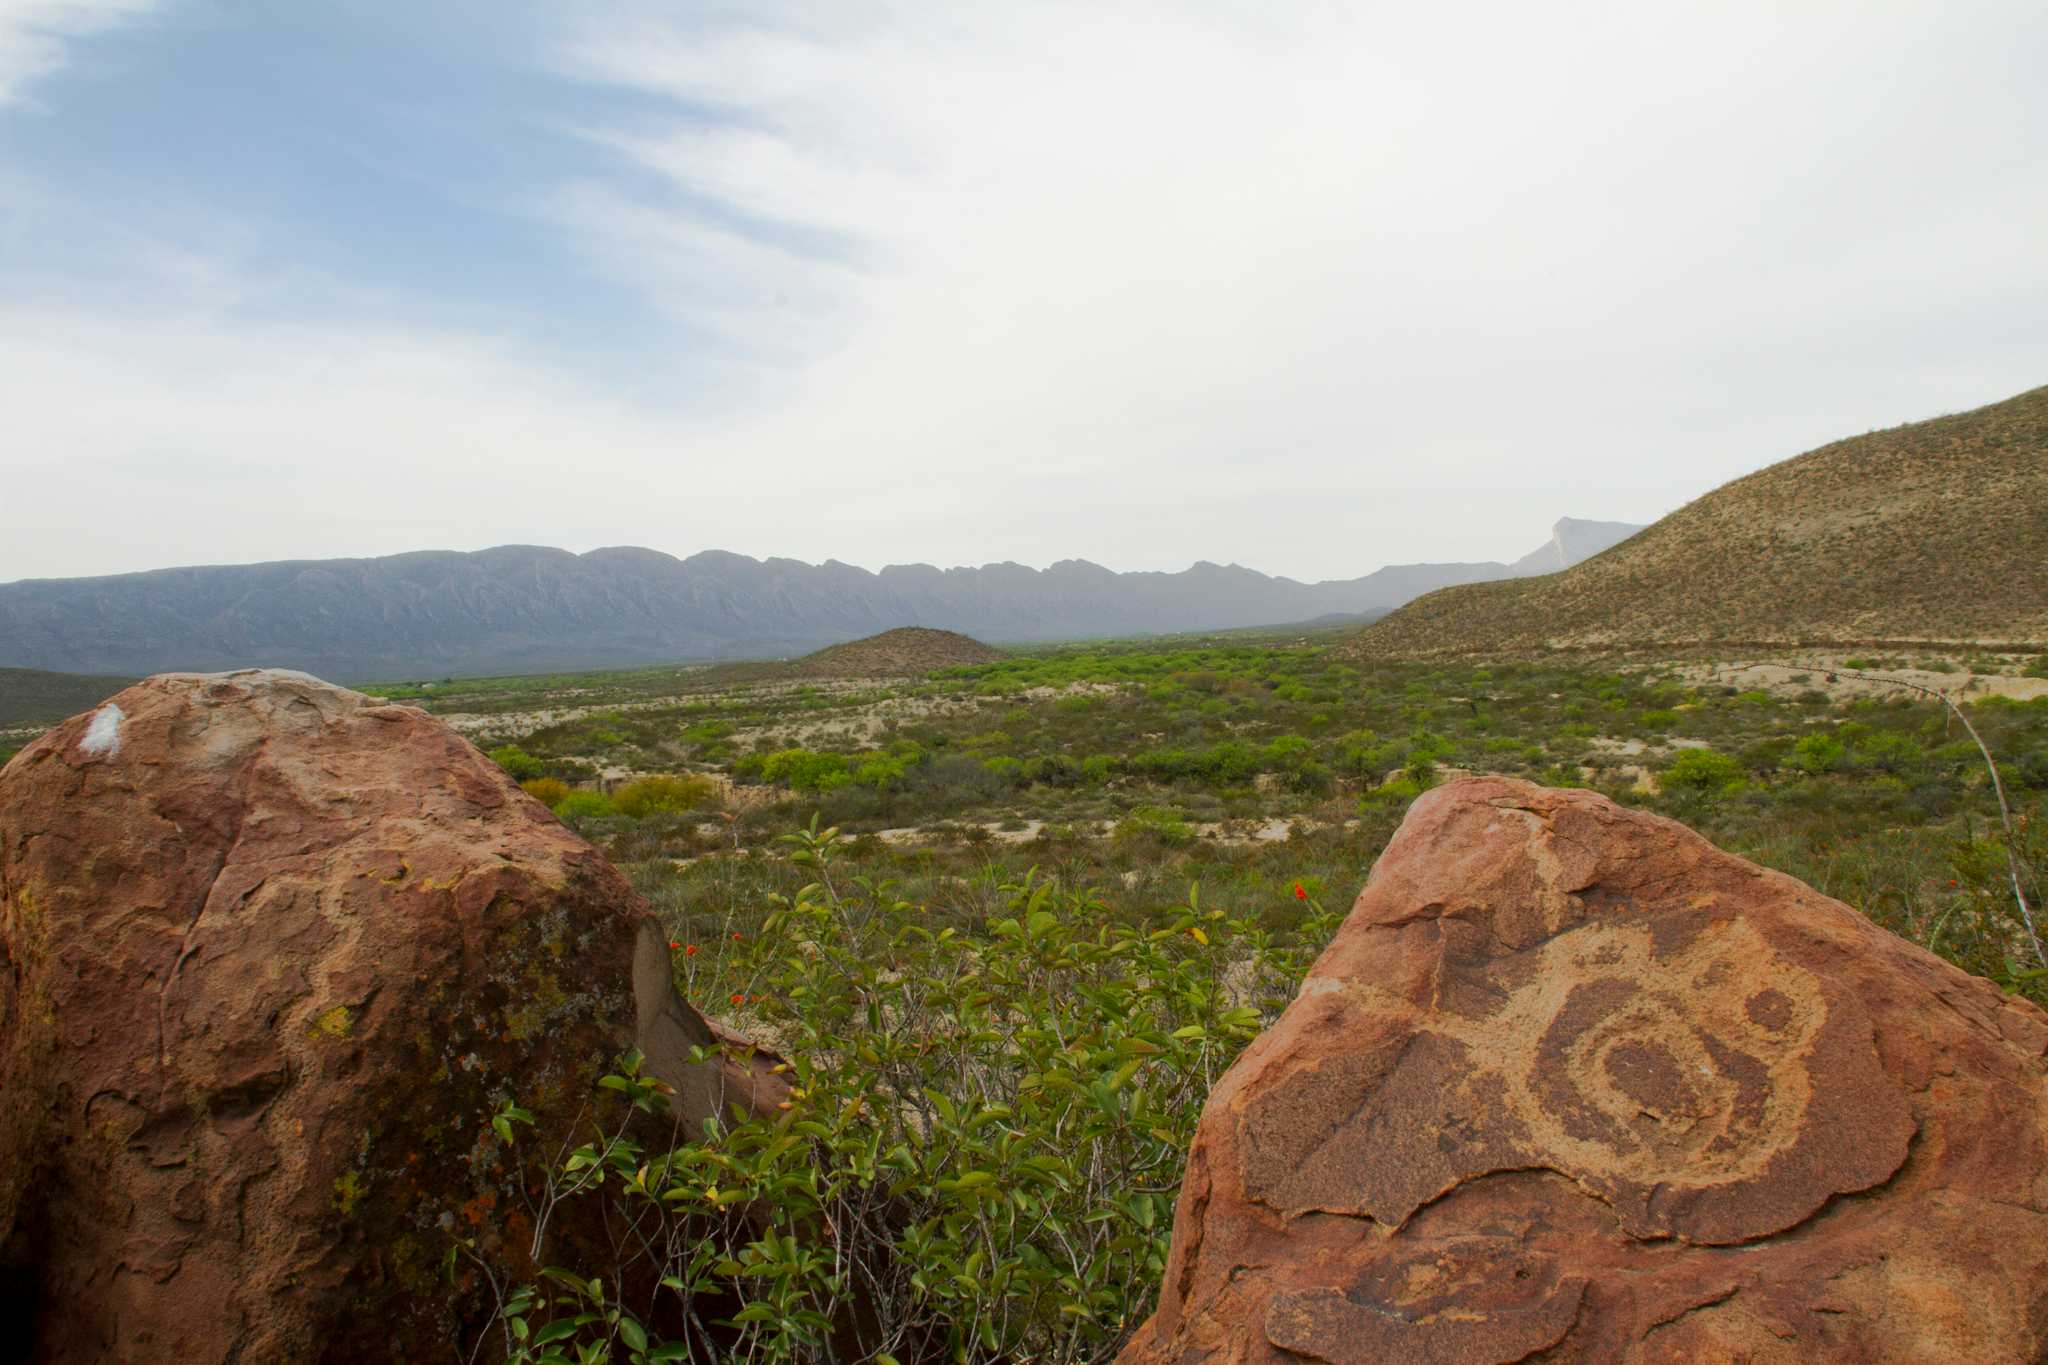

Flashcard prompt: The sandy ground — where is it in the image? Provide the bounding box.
[436,676,908,740]
[667,813,1345,868]
[1586,736,1710,757]
[724,680,1126,751]
[1663,656,2048,704]
[441,677,1129,748]
[859,814,1310,848]
[440,696,700,740]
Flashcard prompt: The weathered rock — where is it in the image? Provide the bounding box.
[0,670,785,1363]
[1122,776,2048,1363]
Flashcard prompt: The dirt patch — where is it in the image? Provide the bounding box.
[1669,657,2048,704]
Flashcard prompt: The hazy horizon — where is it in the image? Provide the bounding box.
[0,512,1638,587]
[3,3,2044,584]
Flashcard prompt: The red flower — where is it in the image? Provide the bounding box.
[1293,883,1308,901]
[684,944,699,957]
[729,993,744,1006]
[667,939,681,951]
[731,932,743,942]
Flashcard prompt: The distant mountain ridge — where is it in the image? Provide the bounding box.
[0,518,1640,680]
[1348,384,2048,658]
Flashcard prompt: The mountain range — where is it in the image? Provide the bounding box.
[1350,384,2048,658]
[0,518,1639,681]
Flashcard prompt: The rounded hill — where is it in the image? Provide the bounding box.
[1347,382,2048,659]
[795,627,1006,677]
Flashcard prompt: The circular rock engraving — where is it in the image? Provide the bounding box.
[1240,915,1913,1244]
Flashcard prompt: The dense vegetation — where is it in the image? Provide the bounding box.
[361,632,2048,1361]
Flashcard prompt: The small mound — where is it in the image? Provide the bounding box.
[797,627,1005,677]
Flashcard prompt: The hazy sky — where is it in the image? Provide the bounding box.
[3,1,2044,585]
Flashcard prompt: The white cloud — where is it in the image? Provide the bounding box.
[530,1,2048,575]
[2,1,2046,584]
[0,0,158,106]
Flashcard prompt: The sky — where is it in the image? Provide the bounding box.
[2,1,2045,586]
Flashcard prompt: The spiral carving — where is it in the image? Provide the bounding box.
[1239,913,1912,1244]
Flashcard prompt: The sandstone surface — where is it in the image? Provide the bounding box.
[1122,776,2048,1363]
[0,670,784,1362]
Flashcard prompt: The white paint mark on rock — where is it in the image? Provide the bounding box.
[79,704,125,758]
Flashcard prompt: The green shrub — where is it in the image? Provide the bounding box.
[1261,735,1313,768]
[486,828,1334,1363]
[614,773,720,818]
[1639,709,1680,730]
[1021,754,1080,787]
[1855,732,1924,776]
[1360,777,1425,808]
[760,749,852,793]
[520,776,571,808]
[852,754,915,788]
[1791,734,1845,776]
[1663,748,1743,795]
[1283,761,1334,796]
[553,790,616,820]
[487,744,546,781]
[1114,805,1195,847]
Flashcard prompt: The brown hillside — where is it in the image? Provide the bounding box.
[796,627,1006,677]
[1348,383,2048,659]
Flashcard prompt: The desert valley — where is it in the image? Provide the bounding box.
[4,385,2048,1361]
[5,4,2048,1361]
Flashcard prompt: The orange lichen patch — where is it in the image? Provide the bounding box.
[460,1191,498,1227]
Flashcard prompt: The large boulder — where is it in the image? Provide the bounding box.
[0,670,784,1362]
[1123,777,2048,1362]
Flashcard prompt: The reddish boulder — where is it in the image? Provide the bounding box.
[0,670,784,1362]
[1123,776,2048,1363]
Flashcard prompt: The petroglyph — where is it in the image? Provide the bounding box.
[1242,915,1909,1243]
[1121,778,2048,1363]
